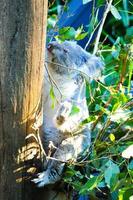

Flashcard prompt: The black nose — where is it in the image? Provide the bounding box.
[47,44,53,52]
[56,115,65,125]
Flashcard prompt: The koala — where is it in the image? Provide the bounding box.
[33,41,104,187]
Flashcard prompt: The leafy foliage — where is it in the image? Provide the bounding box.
[47,0,133,199]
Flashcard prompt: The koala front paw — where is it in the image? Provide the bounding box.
[54,101,72,126]
[32,172,48,187]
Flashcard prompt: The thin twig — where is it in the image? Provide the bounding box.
[85,20,102,50]
[46,156,68,163]
[93,0,114,55]
[100,34,109,46]
[117,52,128,90]
[93,118,111,146]
[97,49,112,52]
[123,99,133,109]
[45,60,92,81]
[118,130,132,142]
[45,63,63,99]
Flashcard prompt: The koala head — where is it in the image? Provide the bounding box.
[47,40,104,79]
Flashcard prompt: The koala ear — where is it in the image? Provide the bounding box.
[81,55,104,80]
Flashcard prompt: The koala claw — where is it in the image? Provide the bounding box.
[32,172,48,187]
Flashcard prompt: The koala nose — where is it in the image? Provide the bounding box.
[56,115,65,125]
[47,44,53,52]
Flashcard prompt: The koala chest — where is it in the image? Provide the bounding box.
[43,72,78,126]
[42,72,79,147]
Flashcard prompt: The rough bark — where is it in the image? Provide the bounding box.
[0,0,47,199]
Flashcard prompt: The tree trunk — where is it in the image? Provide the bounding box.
[0,0,48,200]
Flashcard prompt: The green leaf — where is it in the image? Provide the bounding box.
[75,32,88,40]
[47,15,57,29]
[50,87,56,109]
[59,27,71,34]
[83,0,92,5]
[81,115,97,125]
[109,133,115,142]
[110,5,121,20]
[126,27,133,37]
[128,60,133,93]
[58,27,76,40]
[97,180,106,188]
[71,181,83,191]
[79,175,103,194]
[112,102,121,112]
[69,104,80,116]
[104,71,119,86]
[104,160,120,188]
[128,160,133,170]
[110,174,119,192]
[118,187,133,200]
[111,191,119,200]
[65,167,84,179]
[95,104,110,115]
[96,0,105,7]
[122,0,129,27]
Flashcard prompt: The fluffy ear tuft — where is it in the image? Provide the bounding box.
[81,55,104,80]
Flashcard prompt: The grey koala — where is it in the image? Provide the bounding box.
[33,41,104,187]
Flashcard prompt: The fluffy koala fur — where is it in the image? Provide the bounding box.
[33,41,104,187]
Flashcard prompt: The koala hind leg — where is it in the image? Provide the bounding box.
[33,128,91,187]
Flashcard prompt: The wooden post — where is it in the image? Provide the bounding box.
[0,0,48,199]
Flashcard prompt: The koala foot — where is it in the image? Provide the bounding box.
[32,167,62,187]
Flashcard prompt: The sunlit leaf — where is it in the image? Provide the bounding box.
[112,102,121,112]
[110,5,121,20]
[47,15,57,29]
[109,133,115,142]
[122,145,133,159]
[50,87,56,109]
[81,115,97,125]
[119,187,133,200]
[59,27,76,40]
[75,32,88,40]
[110,108,131,123]
[70,104,80,116]
[59,26,71,34]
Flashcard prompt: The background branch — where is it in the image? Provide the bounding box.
[93,0,113,55]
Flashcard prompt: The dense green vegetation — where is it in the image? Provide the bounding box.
[47,0,133,199]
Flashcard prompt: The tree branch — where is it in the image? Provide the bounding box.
[93,0,114,55]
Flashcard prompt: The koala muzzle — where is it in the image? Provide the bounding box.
[47,44,53,52]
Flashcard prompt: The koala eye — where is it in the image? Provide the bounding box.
[63,48,68,53]
[81,55,88,63]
